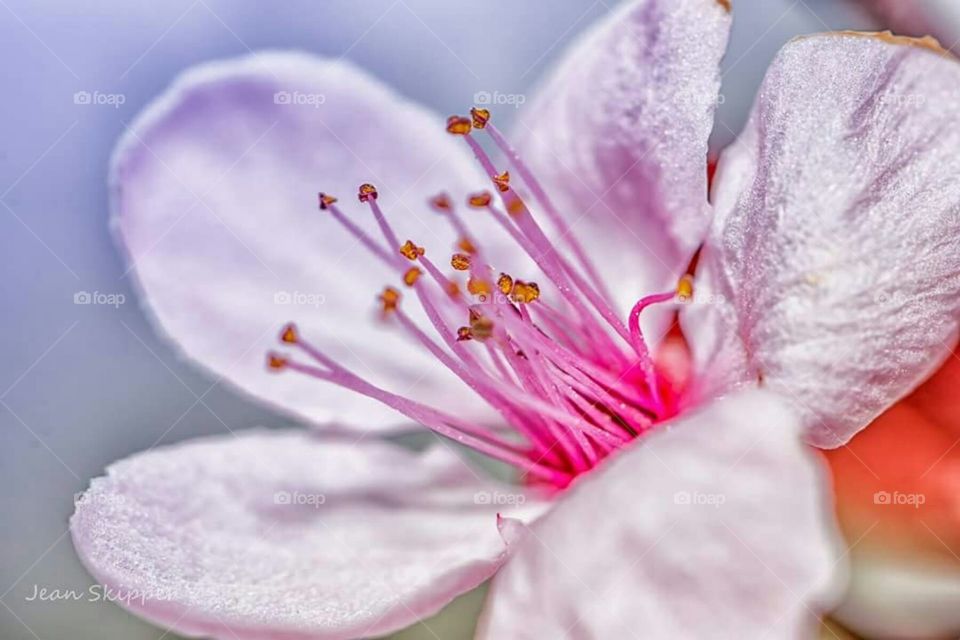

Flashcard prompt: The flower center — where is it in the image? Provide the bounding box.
[268,108,691,489]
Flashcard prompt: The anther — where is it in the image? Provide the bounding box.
[469,312,494,341]
[510,280,541,304]
[267,352,288,371]
[493,171,511,193]
[470,107,490,129]
[467,276,492,298]
[318,192,338,210]
[358,183,379,203]
[456,326,473,342]
[403,267,423,287]
[451,253,472,271]
[468,191,492,208]
[457,237,477,255]
[446,115,472,135]
[400,240,426,261]
[379,286,401,314]
[497,273,514,295]
[677,274,694,302]
[430,193,452,212]
[280,323,299,344]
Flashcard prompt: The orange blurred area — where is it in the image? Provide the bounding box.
[824,351,960,563]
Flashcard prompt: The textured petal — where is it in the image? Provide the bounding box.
[112,51,493,431]
[478,390,843,639]
[514,0,731,317]
[684,33,960,447]
[70,430,544,640]
[907,347,960,434]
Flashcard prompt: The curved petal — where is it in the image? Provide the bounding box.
[513,0,731,317]
[112,51,493,431]
[477,390,843,639]
[684,33,960,447]
[70,429,544,640]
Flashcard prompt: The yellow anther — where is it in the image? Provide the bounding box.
[446,281,462,299]
[451,253,472,271]
[379,286,400,314]
[399,240,425,261]
[446,115,472,135]
[457,236,477,255]
[497,273,514,295]
[467,276,492,298]
[280,323,299,344]
[493,171,511,193]
[510,280,541,304]
[267,352,288,371]
[677,274,694,301]
[468,191,492,208]
[456,326,473,342]
[318,192,338,210]
[358,183,379,203]
[403,267,423,287]
[507,196,526,216]
[470,313,494,341]
[430,193,452,212]
[470,107,491,129]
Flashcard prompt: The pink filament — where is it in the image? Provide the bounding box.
[274,120,685,488]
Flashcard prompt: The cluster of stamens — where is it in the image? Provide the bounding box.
[268,107,690,488]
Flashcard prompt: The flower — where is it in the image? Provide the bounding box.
[70,0,960,638]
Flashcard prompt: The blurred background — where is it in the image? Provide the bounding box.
[0,0,933,638]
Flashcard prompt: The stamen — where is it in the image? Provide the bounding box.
[358,183,378,203]
[400,240,425,261]
[470,107,491,129]
[450,253,471,271]
[446,115,472,135]
[403,267,423,287]
[379,286,400,315]
[289,108,690,487]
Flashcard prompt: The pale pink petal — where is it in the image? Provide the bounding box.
[477,390,843,639]
[70,430,544,640]
[514,0,731,317]
[855,0,960,47]
[685,33,960,447]
[112,51,493,431]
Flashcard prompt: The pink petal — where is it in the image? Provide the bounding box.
[514,0,731,316]
[685,33,960,448]
[112,52,493,431]
[477,390,843,639]
[70,430,544,640]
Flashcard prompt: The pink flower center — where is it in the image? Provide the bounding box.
[269,108,691,489]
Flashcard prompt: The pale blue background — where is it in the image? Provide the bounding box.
[0,1,874,638]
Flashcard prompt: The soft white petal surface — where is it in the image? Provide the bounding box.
[112,51,495,431]
[478,390,843,639]
[71,429,543,640]
[686,34,960,447]
[514,0,730,319]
